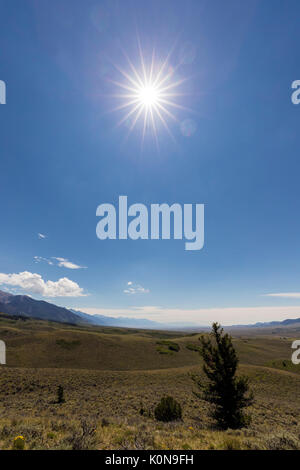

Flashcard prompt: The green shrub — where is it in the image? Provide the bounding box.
[156,346,174,355]
[156,340,180,352]
[154,396,182,422]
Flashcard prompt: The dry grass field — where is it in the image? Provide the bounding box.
[0,315,300,450]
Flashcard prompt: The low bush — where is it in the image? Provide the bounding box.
[154,396,182,422]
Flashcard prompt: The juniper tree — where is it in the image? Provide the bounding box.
[194,322,253,429]
[57,385,65,404]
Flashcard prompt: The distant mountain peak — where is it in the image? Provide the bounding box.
[0,290,82,324]
[0,290,14,303]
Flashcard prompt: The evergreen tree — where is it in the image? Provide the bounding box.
[195,322,253,429]
[57,385,65,404]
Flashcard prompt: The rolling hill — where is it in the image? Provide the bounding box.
[0,313,299,450]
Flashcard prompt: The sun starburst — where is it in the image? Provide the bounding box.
[110,45,188,145]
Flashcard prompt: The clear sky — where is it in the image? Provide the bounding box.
[0,0,300,325]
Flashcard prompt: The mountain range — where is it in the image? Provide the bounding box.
[0,290,80,324]
[69,308,164,329]
[0,290,164,328]
[1,289,300,330]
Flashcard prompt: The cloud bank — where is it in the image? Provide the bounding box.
[80,305,300,326]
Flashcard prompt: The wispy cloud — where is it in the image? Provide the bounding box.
[34,256,86,270]
[264,292,300,298]
[0,271,87,297]
[34,256,54,265]
[38,233,46,239]
[52,257,87,269]
[123,281,150,294]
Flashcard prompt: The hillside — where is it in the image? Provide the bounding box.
[0,315,198,370]
[0,316,299,450]
[0,315,295,370]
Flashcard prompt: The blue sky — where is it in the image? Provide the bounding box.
[0,0,300,325]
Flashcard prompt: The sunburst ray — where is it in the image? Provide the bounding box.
[111,43,191,144]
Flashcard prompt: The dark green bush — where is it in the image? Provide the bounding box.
[57,385,65,404]
[154,396,182,422]
[156,340,180,352]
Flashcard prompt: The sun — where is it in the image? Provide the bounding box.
[109,45,188,145]
[138,85,159,107]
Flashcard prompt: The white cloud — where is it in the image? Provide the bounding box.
[264,292,300,298]
[34,256,86,270]
[38,233,46,239]
[79,305,300,326]
[123,282,149,294]
[0,271,86,297]
[52,257,87,270]
[34,256,54,265]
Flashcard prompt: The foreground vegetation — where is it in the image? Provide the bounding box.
[195,323,253,429]
[0,316,299,449]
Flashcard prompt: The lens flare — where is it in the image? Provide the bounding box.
[109,43,190,145]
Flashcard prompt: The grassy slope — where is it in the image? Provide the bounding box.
[0,316,295,370]
[0,316,300,450]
